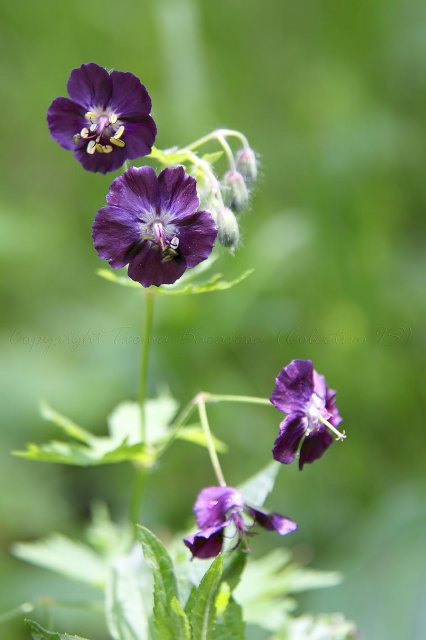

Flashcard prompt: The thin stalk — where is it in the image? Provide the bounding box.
[139,292,155,441]
[318,415,347,441]
[130,466,147,535]
[155,399,197,458]
[204,393,271,406]
[196,396,226,486]
[216,133,237,170]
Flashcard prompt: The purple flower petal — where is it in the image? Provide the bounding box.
[313,370,327,402]
[248,507,298,536]
[122,117,157,161]
[92,206,141,269]
[177,211,218,268]
[74,145,127,174]
[67,63,111,110]
[194,486,243,529]
[106,166,160,214]
[127,242,187,287]
[158,166,200,220]
[47,97,86,150]
[110,70,152,118]
[184,525,225,559]
[272,415,307,464]
[326,387,343,428]
[270,360,314,414]
[299,426,333,470]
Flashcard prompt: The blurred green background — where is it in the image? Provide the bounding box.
[1,0,425,638]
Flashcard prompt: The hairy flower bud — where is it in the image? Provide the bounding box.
[235,147,258,185]
[216,207,240,252]
[222,170,249,213]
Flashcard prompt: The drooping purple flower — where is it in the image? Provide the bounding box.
[47,63,156,173]
[270,359,345,470]
[184,486,297,559]
[92,165,217,287]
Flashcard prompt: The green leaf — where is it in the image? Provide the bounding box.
[187,555,223,640]
[221,550,247,591]
[211,598,245,640]
[238,461,280,507]
[137,526,189,640]
[40,402,93,444]
[108,395,178,447]
[25,619,91,640]
[12,534,107,587]
[234,550,341,633]
[105,553,151,640]
[272,613,358,640]
[97,267,254,296]
[13,438,152,467]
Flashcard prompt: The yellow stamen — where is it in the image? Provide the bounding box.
[95,143,104,153]
[109,113,118,124]
[73,134,81,144]
[80,127,89,138]
[87,140,96,154]
[113,125,125,140]
[90,123,97,132]
[85,111,97,121]
[102,145,113,154]
[110,137,125,148]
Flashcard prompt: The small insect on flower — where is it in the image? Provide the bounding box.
[184,485,297,559]
[47,63,156,173]
[92,166,218,287]
[270,359,345,470]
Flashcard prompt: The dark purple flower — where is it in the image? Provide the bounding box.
[92,165,217,287]
[184,486,297,559]
[270,359,345,470]
[47,63,156,173]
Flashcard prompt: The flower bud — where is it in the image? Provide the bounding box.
[222,170,249,213]
[235,147,258,185]
[216,207,240,252]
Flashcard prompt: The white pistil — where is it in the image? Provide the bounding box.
[318,415,346,442]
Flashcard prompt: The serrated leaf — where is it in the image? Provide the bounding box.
[12,534,107,587]
[137,526,189,640]
[238,461,280,507]
[105,551,151,640]
[25,619,91,640]
[221,550,247,591]
[211,598,245,640]
[188,555,222,640]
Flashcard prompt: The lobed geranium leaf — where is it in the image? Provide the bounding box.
[238,461,280,508]
[234,550,342,633]
[12,534,108,588]
[187,554,223,640]
[25,619,91,640]
[272,613,358,640]
[105,551,151,640]
[137,526,190,640]
[40,402,93,444]
[12,438,152,467]
[108,396,178,447]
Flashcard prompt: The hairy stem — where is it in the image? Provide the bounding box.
[196,395,226,486]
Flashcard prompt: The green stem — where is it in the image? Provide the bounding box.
[130,466,147,535]
[139,292,155,441]
[204,393,271,406]
[216,132,236,170]
[196,395,226,486]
